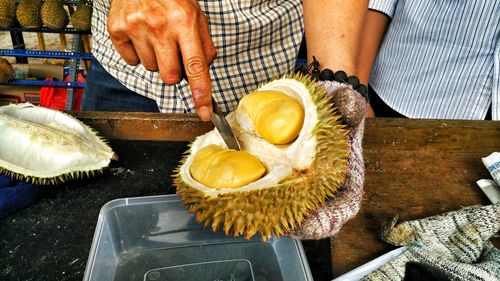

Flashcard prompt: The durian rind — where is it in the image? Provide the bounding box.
[41,0,68,29]
[0,103,117,185]
[175,74,349,240]
[0,57,13,83]
[0,0,16,28]
[70,3,92,31]
[16,0,42,28]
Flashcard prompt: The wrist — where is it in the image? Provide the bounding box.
[294,56,370,103]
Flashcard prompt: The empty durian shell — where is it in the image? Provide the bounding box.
[0,103,117,184]
[0,57,13,83]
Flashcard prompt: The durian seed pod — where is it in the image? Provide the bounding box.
[0,0,16,28]
[175,74,350,240]
[70,3,92,31]
[41,0,68,29]
[0,57,13,83]
[16,0,42,28]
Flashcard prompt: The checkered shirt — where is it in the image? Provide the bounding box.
[91,0,304,113]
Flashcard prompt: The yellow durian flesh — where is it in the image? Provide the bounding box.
[175,74,349,240]
[238,90,304,145]
[189,144,266,189]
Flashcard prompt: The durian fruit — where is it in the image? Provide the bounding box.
[0,0,16,28]
[175,74,349,240]
[0,57,13,83]
[0,103,117,185]
[70,3,92,31]
[16,0,42,28]
[41,0,68,29]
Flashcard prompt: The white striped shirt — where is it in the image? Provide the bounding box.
[369,0,500,120]
[91,0,303,114]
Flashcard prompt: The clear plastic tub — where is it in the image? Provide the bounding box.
[83,194,313,281]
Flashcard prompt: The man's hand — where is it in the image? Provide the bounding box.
[107,0,217,121]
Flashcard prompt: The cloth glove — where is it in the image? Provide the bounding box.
[290,80,367,239]
[0,174,43,218]
[363,203,500,281]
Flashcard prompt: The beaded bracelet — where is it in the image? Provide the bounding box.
[294,56,369,102]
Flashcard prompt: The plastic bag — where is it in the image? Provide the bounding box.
[40,73,85,111]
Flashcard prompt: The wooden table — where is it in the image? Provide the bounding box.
[334,118,499,277]
[73,112,500,278]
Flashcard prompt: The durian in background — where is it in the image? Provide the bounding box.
[70,3,92,31]
[0,57,13,83]
[16,0,42,28]
[0,103,117,185]
[41,0,68,29]
[0,0,16,28]
[175,74,349,240]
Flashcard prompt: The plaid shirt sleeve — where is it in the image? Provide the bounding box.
[91,0,304,114]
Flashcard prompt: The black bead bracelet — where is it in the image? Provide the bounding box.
[294,56,369,102]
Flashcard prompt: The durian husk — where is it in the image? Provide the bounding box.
[0,103,117,185]
[174,74,349,240]
[41,0,68,29]
[16,0,42,28]
[0,0,16,28]
[70,3,92,31]
[0,57,13,83]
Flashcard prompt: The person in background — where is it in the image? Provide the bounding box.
[357,0,500,120]
[82,0,368,120]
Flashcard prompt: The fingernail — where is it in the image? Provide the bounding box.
[198,106,212,121]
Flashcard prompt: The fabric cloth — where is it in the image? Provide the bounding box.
[0,175,42,218]
[368,0,500,120]
[90,0,304,114]
[82,59,160,112]
[363,204,500,281]
[290,81,366,239]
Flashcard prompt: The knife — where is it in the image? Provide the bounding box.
[210,97,241,151]
[178,61,240,150]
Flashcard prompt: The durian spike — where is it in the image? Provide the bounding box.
[174,73,349,240]
[0,0,16,28]
[0,57,13,83]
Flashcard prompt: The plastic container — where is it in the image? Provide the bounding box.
[83,194,313,281]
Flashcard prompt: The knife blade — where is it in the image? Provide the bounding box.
[210,97,241,151]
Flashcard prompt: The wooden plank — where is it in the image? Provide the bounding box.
[71,111,213,141]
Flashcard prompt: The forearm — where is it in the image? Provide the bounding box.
[357,10,389,85]
[303,0,368,74]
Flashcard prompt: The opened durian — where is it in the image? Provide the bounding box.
[175,74,349,240]
[41,0,68,29]
[0,0,16,28]
[16,0,42,28]
[70,3,92,31]
[0,57,13,83]
[0,103,117,184]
